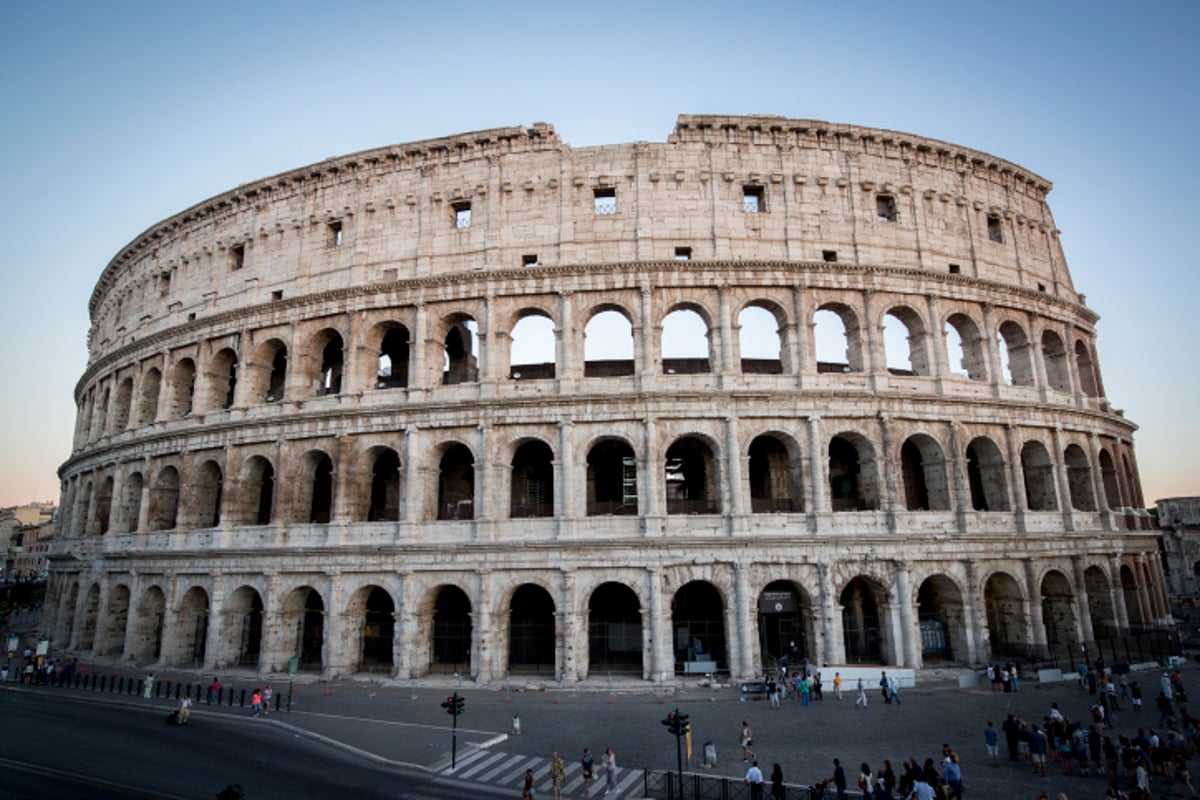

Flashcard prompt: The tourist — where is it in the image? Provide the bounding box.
[834,671,843,700]
[769,763,784,800]
[743,760,764,800]
[740,721,755,761]
[549,752,565,800]
[855,677,869,710]
[984,721,999,766]
[603,746,616,795]
[581,748,595,797]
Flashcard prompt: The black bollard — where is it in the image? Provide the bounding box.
[228,687,234,707]
[100,675,107,691]
[176,683,182,700]
[118,677,125,693]
[239,688,246,707]
[132,679,140,696]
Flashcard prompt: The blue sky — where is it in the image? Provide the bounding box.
[1,1,1197,507]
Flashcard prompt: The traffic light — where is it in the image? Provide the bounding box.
[442,692,465,716]
[661,711,688,736]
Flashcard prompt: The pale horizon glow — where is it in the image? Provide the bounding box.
[1,2,1198,507]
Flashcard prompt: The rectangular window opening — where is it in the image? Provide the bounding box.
[271,290,283,301]
[158,272,171,297]
[452,202,472,229]
[674,247,692,261]
[876,194,897,222]
[230,244,245,271]
[328,220,343,247]
[948,263,961,274]
[822,250,838,263]
[743,185,764,213]
[594,187,616,215]
[522,254,540,268]
[1037,283,1046,292]
[987,215,1004,243]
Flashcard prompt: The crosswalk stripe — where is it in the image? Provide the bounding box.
[497,756,540,786]
[478,753,529,783]
[615,768,642,796]
[456,751,507,779]
[447,748,493,773]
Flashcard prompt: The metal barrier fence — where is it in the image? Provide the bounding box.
[16,670,286,712]
[991,627,1180,673]
[641,770,865,800]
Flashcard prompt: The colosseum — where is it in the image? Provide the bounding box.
[45,114,1167,684]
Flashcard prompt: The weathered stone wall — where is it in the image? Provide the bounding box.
[47,116,1163,684]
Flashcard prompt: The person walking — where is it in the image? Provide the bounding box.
[769,763,785,800]
[522,767,536,800]
[740,721,755,761]
[855,676,869,710]
[880,671,890,704]
[984,721,999,766]
[208,676,219,705]
[581,748,595,797]
[261,684,272,716]
[1002,714,1020,762]
[143,671,154,699]
[800,674,811,706]
[251,687,262,717]
[834,671,843,700]
[889,675,901,705]
[943,753,963,800]
[549,752,565,800]
[744,760,765,800]
[602,746,617,795]
[177,694,192,725]
[831,758,847,800]
[767,676,779,709]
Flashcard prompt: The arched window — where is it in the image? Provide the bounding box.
[662,307,711,374]
[166,358,196,417]
[509,312,556,380]
[312,330,344,396]
[586,439,637,515]
[665,436,719,514]
[944,314,986,380]
[135,368,161,426]
[584,308,634,378]
[828,434,880,511]
[883,307,930,376]
[437,444,475,520]
[376,325,410,388]
[1021,441,1058,511]
[814,305,862,373]
[997,321,1034,386]
[442,317,479,385]
[965,437,1009,511]
[899,435,950,511]
[511,441,554,517]
[1074,340,1100,397]
[1041,331,1071,392]
[738,305,783,374]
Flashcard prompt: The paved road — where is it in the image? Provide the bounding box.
[7,663,1199,799]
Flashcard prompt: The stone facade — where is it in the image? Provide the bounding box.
[1156,497,1200,596]
[45,115,1165,683]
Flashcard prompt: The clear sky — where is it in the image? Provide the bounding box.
[1,1,1197,508]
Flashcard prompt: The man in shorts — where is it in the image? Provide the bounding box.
[1028,724,1048,776]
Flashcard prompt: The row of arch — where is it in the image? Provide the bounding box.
[75,294,1104,447]
[62,426,1143,537]
[49,555,1168,679]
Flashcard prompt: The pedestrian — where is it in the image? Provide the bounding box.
[831,758,847,800]
[889,675,901,705]
[800,674,811,706]
[262,684,272,716]
[855,676,869,710]
[858,762,873,794]
[770,763,784,800]
[740,721,755,761]
[744,760,765,800]
[603,746,616,794]
[581,748,595,797]
[1,662,8,682]
[984,720,999,766]
[251,687,262,717]
[813,671,823,700]
[177,693,192,725]
[1002,714,1020,761]
[880,671,890,703]
[1029,724,1048,776]
[906,777,935,800]
[522,767,536,799]
[986,663,996,691]
[943,753,963,800]
[549,752,565,800]
[1131,680,1143,711]
[1010,663,1020,692]
[208,676,219,705]
[834,671,843,700]
[143,671,154,699]
[767,676,779,709]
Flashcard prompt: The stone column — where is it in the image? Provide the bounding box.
[262,572,283,672]
[1072,557,1094,642]
[979,303,1002,398]
[817,562,839,665]
[479,294,495,390]
[557,421,575,522]
[1003,424,1027,532]
[789,284,808,388]
[647,567,669,681]
[472,571,493,683]
[734,563,754,679]
[862,289,884,389]
[120,572,142,660]
[411,302,427,394]
[642,416,662,526]
[1150,553,1172,624]
[556,291,575,393]
[963,560,986,664]
[725,416,744,518]
[203,575,225,671]
[717,284,736,389]
[476,423,491,525]
[404,426,422,523]
[807,417,826,514]
[560,571,579,681]
[1029,312,1050,403]
[1089,432,1113,529]
[637,286,656,393]
[323,572,345,677]
[894,561,919,668]
[1023,559,1048,657]
[1051,426,1075,531]
[946,421,970,530]
[924,294,948,389]
[156,573,181,667]
[1109,556,1131,631]
[877,414,899,531]
[1134,554,1154,626]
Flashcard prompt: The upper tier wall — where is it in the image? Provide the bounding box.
[86,116,1070,365]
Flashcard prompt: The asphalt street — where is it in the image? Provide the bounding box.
[5,663,1197,799]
